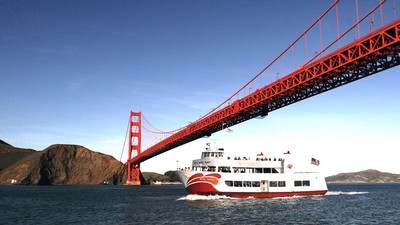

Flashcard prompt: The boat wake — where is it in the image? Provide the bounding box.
[177,194,232,201]
[271,195,307,200]
[176,191,367,201]
[326,191,368,196]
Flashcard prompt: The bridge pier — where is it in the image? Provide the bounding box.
[127,162,141,185]
[126,111,142,185]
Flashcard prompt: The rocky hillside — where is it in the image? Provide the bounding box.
[326,169,400,183]
[0,140,36,172]
[0,140,127,185]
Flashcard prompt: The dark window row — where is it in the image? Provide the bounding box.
[269,181,286,187]
[220,167,279,173]
[225,180,287,188]
[254,168,279,174]
[294,180,310,187]
[225,181,261,187]
[202,152,224,158]
[194,166,280,173]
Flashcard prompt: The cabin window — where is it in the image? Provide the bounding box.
[218,153,223,157]
[272,168,279,173]
[218,166,231,173]
[225,181,233,187]
[206,166,216,172]
[234,181,243,187]
[211,152,215,157]
[255,168,262,173]
[252,181,260,187]
[294,180,311,186]
[233,167,245,173]
[243,181,252,187]
[278,181,286,187]
[263,168,271,173]
[269,181,278,187]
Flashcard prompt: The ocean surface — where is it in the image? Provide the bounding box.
[0,183,399,225]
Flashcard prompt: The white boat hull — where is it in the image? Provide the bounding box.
[178,170,327,198]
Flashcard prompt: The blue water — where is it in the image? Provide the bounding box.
[0,183,399,224]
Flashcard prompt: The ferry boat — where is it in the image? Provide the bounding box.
[177,141,328,198]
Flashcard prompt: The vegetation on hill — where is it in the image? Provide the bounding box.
[0,140,11,146]
[164,170,180,182]
[0,140,36,172]
[326,169,400,183]
[142,171,181,183]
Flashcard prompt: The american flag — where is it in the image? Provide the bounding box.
[311,158,320,166]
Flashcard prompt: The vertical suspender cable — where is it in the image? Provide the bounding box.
[304,33,308,62]
[380,0,384,26]
[356,0,360,39]
[120,118,130,162]
[319,20,323,53]
[336,0,340,48]
[291,46,295,71]
[370,13,375,32]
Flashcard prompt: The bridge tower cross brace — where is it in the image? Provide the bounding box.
[127,111,141,185]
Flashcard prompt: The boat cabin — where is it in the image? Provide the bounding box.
[201,142,225,159]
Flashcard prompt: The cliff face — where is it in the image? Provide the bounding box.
[0,142,127,185]
[37,145,126,185]
[326,169,400,183]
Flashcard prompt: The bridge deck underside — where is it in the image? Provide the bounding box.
[129,19,400,165]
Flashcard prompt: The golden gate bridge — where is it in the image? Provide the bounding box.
[123,0,400,184]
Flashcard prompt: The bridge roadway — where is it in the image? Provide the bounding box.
[129,18,400,166]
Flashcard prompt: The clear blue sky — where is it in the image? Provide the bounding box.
[1,0,399,175]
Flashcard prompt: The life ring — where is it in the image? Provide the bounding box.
[287,164,293,169]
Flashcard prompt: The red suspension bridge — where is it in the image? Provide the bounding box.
[125,0,400,184]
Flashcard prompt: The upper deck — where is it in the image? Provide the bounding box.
[191,141,291,173]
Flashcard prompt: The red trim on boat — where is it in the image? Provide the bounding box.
[187,183,219,195]
[187,183,328,198]
[217,190,328,198]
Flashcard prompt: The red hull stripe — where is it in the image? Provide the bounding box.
[187,183,327,198]
[187,183,219,194]
[214,190,328,198]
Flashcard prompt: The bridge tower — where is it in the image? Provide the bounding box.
[127,111,141,185]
